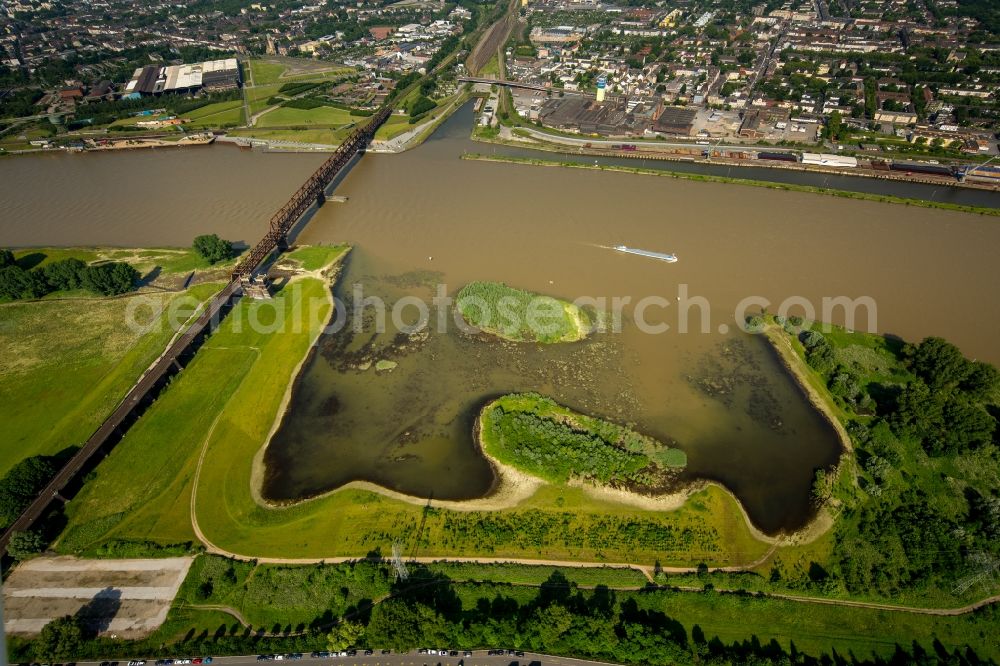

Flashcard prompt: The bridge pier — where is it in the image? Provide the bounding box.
[316,190,326,207]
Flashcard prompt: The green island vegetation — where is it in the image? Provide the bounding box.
[460,153,1000,217]
[456,280,592,343]
[0,246,227,488]
[481,393,687,491]
[10,554,1000,664]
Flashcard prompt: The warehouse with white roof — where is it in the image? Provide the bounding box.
[125,58,241,96]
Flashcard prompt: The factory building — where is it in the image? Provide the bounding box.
[653,106,697,135]
[125,58,241,96]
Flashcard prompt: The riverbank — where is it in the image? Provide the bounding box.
[461,152,1000,216]
[474,124,1000,194]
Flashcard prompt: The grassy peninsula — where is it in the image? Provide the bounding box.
[481,393,687,491]
[456,280,591,343]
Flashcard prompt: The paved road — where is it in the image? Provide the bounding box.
[72,651,620,666]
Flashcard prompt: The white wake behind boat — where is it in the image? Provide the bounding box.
[613,245,678,263]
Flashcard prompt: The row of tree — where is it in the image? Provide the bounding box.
[0,251,139,300]
[30,567,994,665]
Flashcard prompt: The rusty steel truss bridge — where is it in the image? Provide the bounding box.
[233,105,392,283]
[0,106,392,557]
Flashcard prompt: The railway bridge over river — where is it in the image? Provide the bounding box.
[0,106,392,557]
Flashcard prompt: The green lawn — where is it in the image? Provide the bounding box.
[285,244,349,271]
[256,105,359,128]
[184,100,245,128]
[627,587,999,661]
[249,60,288,86]
[373,113,411,140]
[246,83,283,117]
[227,128,341,145]
[0,281,222,478]
[248,59,353,86]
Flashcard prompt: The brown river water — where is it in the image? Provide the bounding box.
[2,107,998,533]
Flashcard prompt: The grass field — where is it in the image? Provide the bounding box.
[13,247,218,277]
[256,105,359,128]
[248,59,353,87]
[284,244,349,271]
[0,282,222,479]
[373,113,412,140]
[0,247,228,478]
[184,100,245,128]
[227,128,344,145]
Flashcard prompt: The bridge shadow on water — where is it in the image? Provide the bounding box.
[286,149,365,246]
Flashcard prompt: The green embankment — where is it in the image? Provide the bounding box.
[481,393,686,489]
[256,106,359,128]
[284,244,349,271]
[461,153,1000,217]
[456,280,591,343]
[0,247,225,477]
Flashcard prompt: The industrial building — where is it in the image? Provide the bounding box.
[537,97,649,136]
[653,106,697,135]
[125,58,241,96]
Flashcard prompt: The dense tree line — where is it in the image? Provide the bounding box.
[0,454,58,528]
[0,253,139,300]
[333,569,995,665]
[21,564,997,665]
